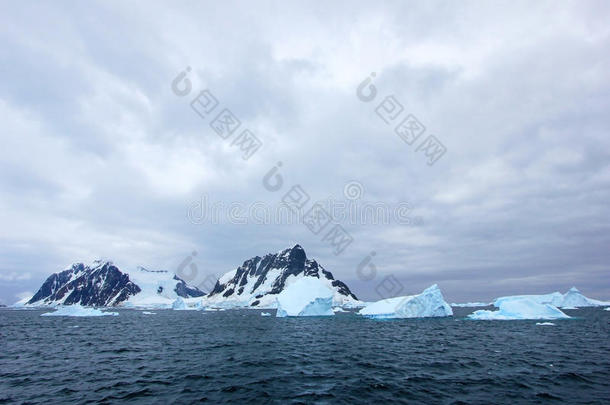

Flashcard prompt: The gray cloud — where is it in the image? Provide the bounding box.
[1,0,609,305]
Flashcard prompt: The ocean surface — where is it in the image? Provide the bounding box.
[1,307,609,404]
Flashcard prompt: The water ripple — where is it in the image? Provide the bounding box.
[0,307,609,403]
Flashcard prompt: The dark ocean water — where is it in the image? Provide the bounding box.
[1,307,609,404]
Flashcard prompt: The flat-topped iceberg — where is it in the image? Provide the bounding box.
[41,305,118,317]
[468,299,569,320]
[276,277,334,317]
[451,302,490,308]
[358,284,453,319]
[494,287,609,309]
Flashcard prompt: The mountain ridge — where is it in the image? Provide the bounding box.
[204,244,359,308]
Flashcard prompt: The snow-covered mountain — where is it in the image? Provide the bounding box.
[26,261,205,307]
[204,244,359,308]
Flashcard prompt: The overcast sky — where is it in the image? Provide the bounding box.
[1,0,609,304]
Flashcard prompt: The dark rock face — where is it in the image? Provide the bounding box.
[28,262,207,307]
[28,261,141,307]
[173,275,205,298]
[208,244,358,301]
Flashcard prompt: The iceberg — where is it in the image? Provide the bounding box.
[494,287,610,309]
[494,292,564,308]
[451,302,491,308]
[358,284,453,319]
[275,277,334,317]
[468,299,569,320]
[560,287,609,308]
[41,305,118,317]
[261,312,271,316]
[172,297,194,310]
[332,307,348,313]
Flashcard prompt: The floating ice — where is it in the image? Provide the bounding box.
[468,299,569,320]
[560,287,609,308]
[451,302,490,308]
[172,297,193,310]
[494,292,564,307]
[494,287,610,309]
[142,311,156,315]
[276,277,334,317]
[41,305,118,317]
[536,322,556,326]
[359,284,453,319]
[261,312,271,316]
[605,307,610,311]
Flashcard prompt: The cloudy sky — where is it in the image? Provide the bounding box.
[1,0,609,304]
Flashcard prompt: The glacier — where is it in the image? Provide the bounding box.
[122,266,204,309]
[275,277,335,317]
[358,284,453,319]
[468,299,570,320]
[41,305,118,317]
